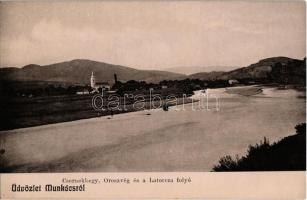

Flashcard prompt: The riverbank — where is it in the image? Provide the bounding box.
[0,93,193,131]
[0,86,305,172]
[225,86,263,96]
[213,123,306,171]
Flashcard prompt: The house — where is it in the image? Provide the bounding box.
[76,89,90,95]
[228,79,239,85]
[95,82,111,91]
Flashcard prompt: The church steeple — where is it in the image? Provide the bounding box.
[90,71,96,88]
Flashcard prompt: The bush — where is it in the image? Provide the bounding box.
[213,123,306,171]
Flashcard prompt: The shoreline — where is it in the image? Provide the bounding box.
[225,85,263,96]
[0,85,305,172]
[1,84,305,132]
[0,97,194,133]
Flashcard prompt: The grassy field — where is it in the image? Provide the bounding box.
[0,93,192,131]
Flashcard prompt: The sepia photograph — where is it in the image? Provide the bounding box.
[0,0,305,175]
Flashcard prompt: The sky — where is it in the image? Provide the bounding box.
[0,1,305,71]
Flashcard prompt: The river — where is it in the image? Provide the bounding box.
[0,85,305,172]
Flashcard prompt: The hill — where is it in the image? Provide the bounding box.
[164,66,235,75]
[1,57,305,85]
[0,59,186,84]
[218,57,304,80]
[189,71,225,80]
[189,57,306,85]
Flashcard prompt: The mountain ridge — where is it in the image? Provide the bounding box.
[164,66,238,75]
[188,56,306,85]
[0,59,187,84]
[0,56,305,85]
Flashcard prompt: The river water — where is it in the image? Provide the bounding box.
[0,86,305,172]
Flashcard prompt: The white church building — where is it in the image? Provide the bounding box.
[90,71,111,92]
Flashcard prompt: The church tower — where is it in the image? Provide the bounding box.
[90,71,96,88]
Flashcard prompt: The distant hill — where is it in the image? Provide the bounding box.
[189,57,306,85]
[164,66,235,75]
[217,57,301,80]
[1,57,305,85]
[189,71,225,80]
[0,59,186,84]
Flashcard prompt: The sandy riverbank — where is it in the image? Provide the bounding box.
[225,85,263,96]
[0,86,305,172]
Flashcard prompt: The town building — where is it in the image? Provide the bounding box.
[228,79,239,85]
[76,90,90,95]
[90,71,111,92]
